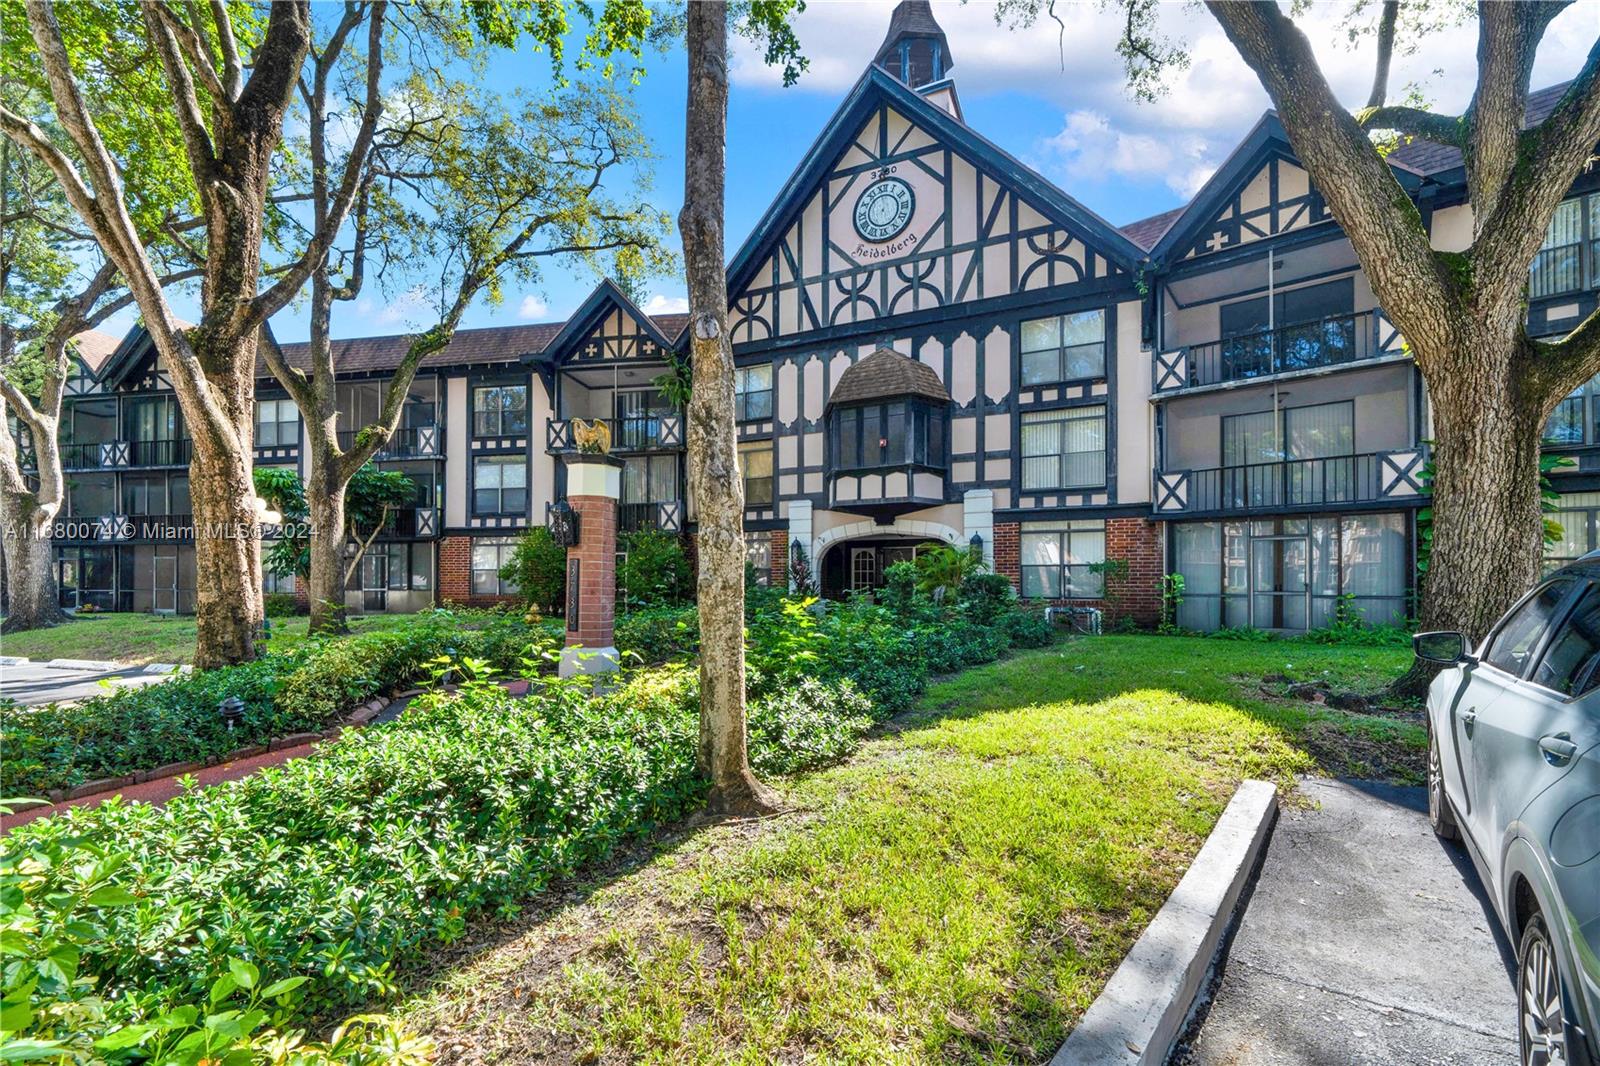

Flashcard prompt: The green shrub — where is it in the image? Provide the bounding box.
[877,560,920,615]
[0,655,299,796]
[957,571,1017,624]
[0,611,557,796]
[499,527,567,614]
[616,604,699,664]
[616,529,692,610]
[748,677,873,776]
[263,592,300,617]
[1002,606,1055,648]
[3,664,878,1039]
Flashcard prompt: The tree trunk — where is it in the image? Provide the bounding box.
[1420,344,1547,642]
[680,0,777,817]
[306,447,350,634]
[0,492,66,632]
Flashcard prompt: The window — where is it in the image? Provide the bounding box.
[1020,521,1106,599]
[1484,580,1575,677]
[471,537,518,596]
[472,456,527,515]
[1545,370,1600,446]
[829,400,947,471]
[735,364,773,421]
[122,475,188,516]
[1549,492,1600,571]
[263,570,295,596]
[740,442,774,507]
[1531,197,1586,299]
[622,454,677,504]
[1217,279,1357,378]
[254,398,300,448]
[473,384,528,436]
[1531,584,1600,696]
[1020,406,1105,490]
[745,531,772,584]
[1021,310,1105,385]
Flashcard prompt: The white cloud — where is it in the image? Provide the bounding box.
[375,287,430,327]
[730,0,1598,218]
[517,293,549,319]
[642,293,689,315]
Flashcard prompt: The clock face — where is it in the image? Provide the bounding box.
[852,177,915,243]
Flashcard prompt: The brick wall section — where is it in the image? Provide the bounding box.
[993,522,1021,589]
[439,534,520,609]
[439,535,472,603]
[770,529,788,589]
[1104,516,1163,625]
[567,495,617,649]
[992,517,1162,627]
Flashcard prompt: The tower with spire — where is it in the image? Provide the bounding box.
[872,1,954,90]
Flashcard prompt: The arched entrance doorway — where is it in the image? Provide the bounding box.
[818,534,940,599]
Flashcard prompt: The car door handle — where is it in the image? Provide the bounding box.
[1461,708,1476,737]
[1539,733,1579,767]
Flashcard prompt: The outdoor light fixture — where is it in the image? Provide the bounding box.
[969,533,983,552]
[218,696,246,731]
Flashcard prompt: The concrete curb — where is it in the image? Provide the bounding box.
[45,657,124,671]
[1050,779,1278,1066]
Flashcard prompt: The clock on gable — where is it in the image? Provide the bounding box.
[852,176,915,243]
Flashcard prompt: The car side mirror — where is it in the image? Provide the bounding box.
[1414,630,1474,665]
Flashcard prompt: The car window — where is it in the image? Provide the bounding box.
[1483,579,1575,677]
[1532,582,1600,696]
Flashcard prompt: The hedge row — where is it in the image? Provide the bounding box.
[4,668,876,1059]
[0,612,558,796]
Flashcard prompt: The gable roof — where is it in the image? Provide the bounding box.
[70,329,122,373]
[527,278,683,366]
[1387,81,1571,178]
[726,65,1148,300]
[1119,206,1185,252]
[827,347,950,407]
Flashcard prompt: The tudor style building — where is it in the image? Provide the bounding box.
[29,2,1600,632]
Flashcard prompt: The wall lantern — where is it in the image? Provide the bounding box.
[547,499,580,547]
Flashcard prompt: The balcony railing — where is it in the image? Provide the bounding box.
[547,415,684,454]
[58,513,198,542]
[1153,309,1405,393]
[611,500,684,534]
[334,424,442,459]
[1152,448,1429,517]
[379,505,439,538]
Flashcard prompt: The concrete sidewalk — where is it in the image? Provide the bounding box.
[0,658,180,706]
[1175,778,1518,1066]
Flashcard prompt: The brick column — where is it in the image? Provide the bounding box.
[770,529,789,589]
[439,535,472,604]
[993,521,1021,592]
[560,455,622,678]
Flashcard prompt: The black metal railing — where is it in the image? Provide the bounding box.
[334,424,441,459]
[1173,452,1396,514]
[1157,310,1395,391]
[125,438,192,467]
[380,505,439,538]
[547,415,684,454]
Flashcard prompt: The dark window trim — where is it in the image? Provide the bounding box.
[1018,403,1107,492]
[470,377,531,438]
[826,397,949,475]
[470,454,529,517]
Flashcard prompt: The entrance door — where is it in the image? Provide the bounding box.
[152,550,178,614]
[1250,535,1309,631]
[361,552,388,613]
[850,548,879,593]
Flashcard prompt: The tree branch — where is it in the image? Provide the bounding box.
[1203,1,1458,359]
[248,1,387,327]
[1355,105,1466,146]
[207,0,245,99]
[1365,0,1399,110]
[141,4,219,204]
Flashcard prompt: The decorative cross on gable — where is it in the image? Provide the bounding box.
[641,340,656,355]
[1205,230,1229,254]
[584,342,598,358]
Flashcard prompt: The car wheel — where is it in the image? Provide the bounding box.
[1519,914,1574,1066]
[1427,727,1459,840]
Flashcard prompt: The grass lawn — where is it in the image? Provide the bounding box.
[396,634,1418,1065]
[0,610,419,666]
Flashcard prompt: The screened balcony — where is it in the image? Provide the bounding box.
[1153,448,1428,518]
[1153,309,1404,393]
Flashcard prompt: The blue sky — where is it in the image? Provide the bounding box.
[117,0,1599,344]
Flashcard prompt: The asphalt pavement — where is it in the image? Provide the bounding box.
[0,658,177,706]
[1175,777,1520,1066]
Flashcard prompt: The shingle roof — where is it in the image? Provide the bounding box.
[270,314,690,378]
[827,347,950,407]
[70,329,122,372]
[1119,206,1186,251]
[1387,82,1570,176]
[873,1,953,69]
